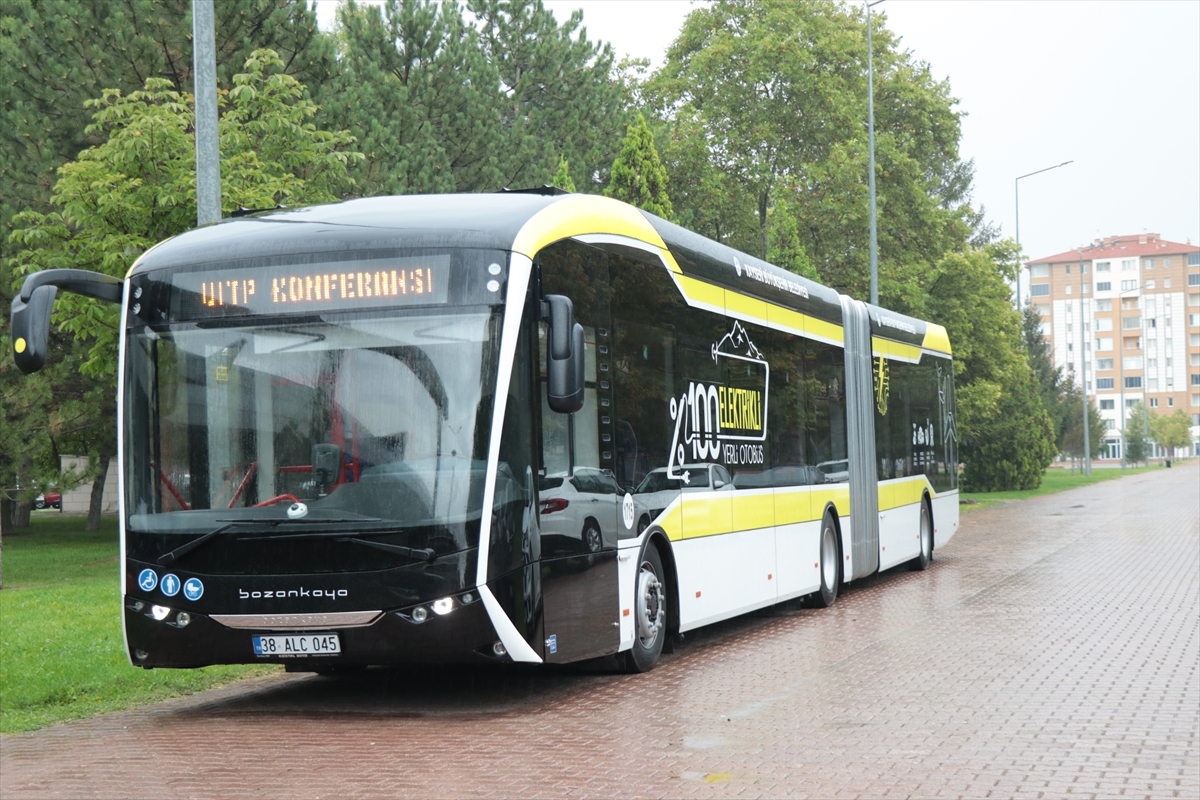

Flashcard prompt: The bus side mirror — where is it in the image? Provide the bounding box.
[11,285,58,374]
[543,294,585,414]
[10,268,124,374]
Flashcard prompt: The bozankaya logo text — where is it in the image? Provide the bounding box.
[239,587,348,599]
[668,323,769,472]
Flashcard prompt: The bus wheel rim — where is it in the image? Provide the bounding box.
[822,525,838,589]
[636,561,664,646]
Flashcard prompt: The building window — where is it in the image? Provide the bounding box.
[1188,272,1200,285]
[1150,398,1158,408]
[1096,261,1111,272]
[1100,399,1115,409]
[1192,374,1200,386]
[1147,318,1157,328]
[1188,253,1199,266]
[1065,284,1073,295]
[1096,338,1113,351]
[1191,353,1200,367]
[1126,398,1138,408]
[1121,280,1138,291]
[1031,264,1049,278]
[1123,356,1143,370]
[1145,279,1156,289]
[1148,358,1157,369]
[1144,259,1154,269]
[1097,378,1115,390]
[1192,334,1200,346]
[1104,419,1116,430]
[1097,282,1112,292]
[1122,316,1142,329]
[1082,283,1090,294]
[1095,318,1112,331]
[1123,337,1141,349]
[1168,397,1174,407]
[1148,378,1158,391]
[1190,314,1199,327]
[1097,358,1114,370]
[1096,299,1113,311]
[1164,278,1171,288]
[1188,293,1199,306]
[1064,264,1072,275]
[1167,357,1173,367]
[1124,376,1142,389]
[1030,284,1050,297]
[1122,259,1136,271]
[1068,342,1073,352]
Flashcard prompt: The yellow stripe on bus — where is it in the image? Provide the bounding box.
[674,275,846,346]
[878,475,936,511]
[921,323,952,355]
[657,486,852,541]
[871,336,923,363]
[512,195,668,260]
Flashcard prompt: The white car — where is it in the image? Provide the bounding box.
[538,468,621,554]
[633,463,733,533]
[816,459,849,483]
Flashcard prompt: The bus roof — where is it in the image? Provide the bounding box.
[129,192,949,356]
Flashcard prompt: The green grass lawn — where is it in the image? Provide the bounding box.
[0,516,279,735]
[959,461,1185,511]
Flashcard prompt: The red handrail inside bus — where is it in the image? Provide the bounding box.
[253,493,300,508]
[227,462,259,508]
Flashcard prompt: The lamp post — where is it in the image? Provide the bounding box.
[193,0,220,226]
[866,0,885,306]
[1015,160,1073,307]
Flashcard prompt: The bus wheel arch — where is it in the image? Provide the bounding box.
[909,493,934,572]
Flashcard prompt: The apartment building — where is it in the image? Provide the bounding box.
[1026,233,1200,460]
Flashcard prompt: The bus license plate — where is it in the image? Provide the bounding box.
[252,633,341,657]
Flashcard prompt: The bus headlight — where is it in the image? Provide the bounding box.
[411,606,428,623]
[431,597,454,616]
[151,605,171,621]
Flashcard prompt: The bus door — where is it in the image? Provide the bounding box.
[535,240,620,662]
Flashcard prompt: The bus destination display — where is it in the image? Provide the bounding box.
[173,255,451,317]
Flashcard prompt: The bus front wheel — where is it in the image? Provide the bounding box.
[625,544,667,673]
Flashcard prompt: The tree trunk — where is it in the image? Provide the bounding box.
[13,501,31,528]
[86,452,113,532]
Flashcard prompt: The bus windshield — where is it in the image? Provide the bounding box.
[123,307,504,556]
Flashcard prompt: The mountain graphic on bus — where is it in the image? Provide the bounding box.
[667,321,769,477]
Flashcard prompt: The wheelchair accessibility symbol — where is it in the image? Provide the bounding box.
[137,568,158,592]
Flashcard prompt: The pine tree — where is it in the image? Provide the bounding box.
[552,156,577,192]
[605,114,673,219]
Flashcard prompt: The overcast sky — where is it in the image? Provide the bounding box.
[314,0,1200,266]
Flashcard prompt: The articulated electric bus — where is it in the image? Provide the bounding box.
[10,191,958,673]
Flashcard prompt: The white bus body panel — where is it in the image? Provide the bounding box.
[931,491,960,549]
[676,526,777,633]
[773,519,823,600]
[878,501,921,571]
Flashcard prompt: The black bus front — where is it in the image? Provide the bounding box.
[119,247,535,668]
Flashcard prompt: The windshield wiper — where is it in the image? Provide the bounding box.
[156,517,382,566]
[237,528,438,563]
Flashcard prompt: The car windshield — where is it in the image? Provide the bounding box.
[123,307,503,551]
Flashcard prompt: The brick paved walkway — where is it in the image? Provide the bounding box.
[3,464,1197,799]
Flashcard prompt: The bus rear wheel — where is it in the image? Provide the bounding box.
[909,499,933,571]
[625,544,667,673]
[809,512,840,608]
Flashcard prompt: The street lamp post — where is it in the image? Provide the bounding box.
[1015,160,1073,307]
[866,0,885,306]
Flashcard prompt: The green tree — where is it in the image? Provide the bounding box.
[551,156,577,192]
[1123,402,1151,466]
[7,51,361,530]
[0,0,335,254]
[1151,408,1194,458]
[647,0,973,300]
[10,50,362,377]
[324,0,628,196]
[605,114,673,218]
[924,241,1055,491]
[1057,390,1106,463]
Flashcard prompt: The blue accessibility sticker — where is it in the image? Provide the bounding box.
[547,633,557,654]
[137,568,158,592]
[160,573,181,597]
[183,577,204,601]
